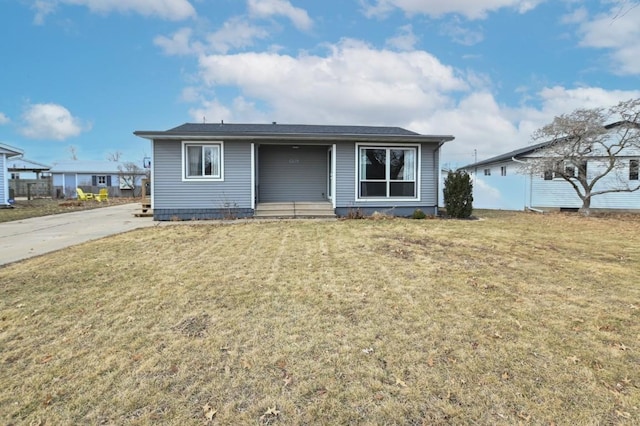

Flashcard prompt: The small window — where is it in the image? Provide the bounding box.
[565,164,575,177]
[630,159,639,181]
[543,170,553,180]
[483,168,491,176]
[578,161,587,180]
[10,173,20,179]
[553,161,564,178]
[183,142,223,180]
[97,175,107,185]
[500,166,507,176]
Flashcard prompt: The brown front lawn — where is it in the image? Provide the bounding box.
[0,212,638,424]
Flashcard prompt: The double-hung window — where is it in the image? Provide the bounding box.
[183,142,223,180]
[358,146,417,199]
[630,159,639,181]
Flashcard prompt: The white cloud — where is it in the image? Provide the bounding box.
[361,0,544,20]
[206,17,270,53]
[19,103,89,140]
[385,25,418,51]
[32,0,57,25]
[560,6,588,25]
[155,17,275,56]
[248,0,313,31]
[573,2,640,75]
[190,97,268,124]
[439,18,484,45]
[196,39,467,124]
[154,28,201,55]
[0,112,10,125]
[33,0,196,22]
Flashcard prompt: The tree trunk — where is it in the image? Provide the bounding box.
[579,196,591,216]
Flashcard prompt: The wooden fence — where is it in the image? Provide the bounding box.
[9,179,53,199]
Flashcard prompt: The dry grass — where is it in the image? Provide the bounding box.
[0,198,138,223]
[1,212,639,425]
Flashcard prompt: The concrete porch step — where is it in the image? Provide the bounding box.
[255,202,335,218]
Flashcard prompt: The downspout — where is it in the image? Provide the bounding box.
[434,140,446,216]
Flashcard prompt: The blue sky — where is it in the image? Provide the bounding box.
[1,0,639,168]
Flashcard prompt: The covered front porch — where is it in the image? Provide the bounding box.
[253,143,336,209]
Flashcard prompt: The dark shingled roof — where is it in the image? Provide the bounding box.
[134,122,454,143]
[166,123,421,136]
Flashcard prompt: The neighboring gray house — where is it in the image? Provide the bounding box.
[134,123,455,220]
[50,161,147,199]
[1,143,24,206]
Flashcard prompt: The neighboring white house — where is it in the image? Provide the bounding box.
[460,136,640,212]
[7,157,51,179]
[50,161,147,198]
[1,143,24,206]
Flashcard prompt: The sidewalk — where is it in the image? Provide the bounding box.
[0,203,157,266]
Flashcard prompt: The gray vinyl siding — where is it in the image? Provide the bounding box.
[153,139,252,209]
[335,142,439,209]
[258,145,328,202]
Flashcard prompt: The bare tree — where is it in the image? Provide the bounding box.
[68,145,78,160]
[107,151,123,162]
[524,99,640,214]
[117,161,143,197]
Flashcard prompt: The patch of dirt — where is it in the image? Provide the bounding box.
[173,313,211,338]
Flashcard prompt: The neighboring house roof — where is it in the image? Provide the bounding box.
[7,157,51,172]
[460,121,636,170]
[49,161,145,174]
[135,122,455,143]
[0,143,24,158]
[460,140,551,170]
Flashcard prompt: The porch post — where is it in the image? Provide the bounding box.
[332,143,337,209]
[250,143,255,210]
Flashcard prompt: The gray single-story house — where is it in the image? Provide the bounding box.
[134,123,455,220]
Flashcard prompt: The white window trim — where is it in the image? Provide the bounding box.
[181,141,224,182]
[355,143,421,202]
[97,175,107,186]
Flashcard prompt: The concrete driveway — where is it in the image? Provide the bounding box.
[0,203,157,266]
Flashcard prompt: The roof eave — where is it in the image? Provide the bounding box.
[134,131,454,143]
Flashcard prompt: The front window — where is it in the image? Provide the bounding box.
[358,146,417,198]
[484,168,491,176]
[97,175,107,185]
[183,142,222,180]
